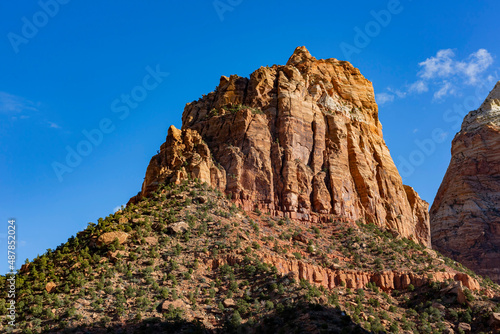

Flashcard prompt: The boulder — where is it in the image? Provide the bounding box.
[457,323,471,333]
[161,299,189,312]
[108,250,128,262]
[223,299,236,308]
[45,282,57,293]
[97,231,129,246]
[144,236,158,245]
[168,222,189,234]
[20,263,30,274]
[440,281,467,304]
[293,234,308,244]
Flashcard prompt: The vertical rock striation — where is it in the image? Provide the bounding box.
[431,81,500,282]
[133,47,431,246]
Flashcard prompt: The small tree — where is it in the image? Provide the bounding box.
[230,310,242,327]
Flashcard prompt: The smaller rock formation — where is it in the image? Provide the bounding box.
[139,126,226,197]
[431,81,500,283]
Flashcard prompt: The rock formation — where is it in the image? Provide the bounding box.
[133,46,431,246]
[209,252,481,293]
[431,81,500,283]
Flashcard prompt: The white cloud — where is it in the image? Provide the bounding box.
[387,87,406,98]
[418,49,456,80]
[0,92,38,114]
[376,92,395,105]
[408,80,428,94]
[378,48,495,104]
[417,48,493,84]
[48,121,60,129]
[1,92,61,129]
[456,49,493,84]
[433,81,455,100]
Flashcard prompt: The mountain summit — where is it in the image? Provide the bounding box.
[431,81,500,283]
[132,46,431,246]
[461,81,500,132]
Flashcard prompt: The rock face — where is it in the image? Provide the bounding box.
[209,252,481,293]
[431,81,500,283]
[133,47,430,246]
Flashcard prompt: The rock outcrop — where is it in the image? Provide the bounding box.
[209,252,481,293]
[431,81,500,283]
[133,47,431,246]
[96,231,129,247]
[45,282,57,293]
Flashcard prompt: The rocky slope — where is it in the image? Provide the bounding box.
[431,81,500,283]
[5,181,500,333]
[133,46,431,246]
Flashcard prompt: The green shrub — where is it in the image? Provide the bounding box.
[230,310,242,327]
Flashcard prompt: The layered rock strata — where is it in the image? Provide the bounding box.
[133,47,431,246]
[209,252,481,293]
[431,81,500,282]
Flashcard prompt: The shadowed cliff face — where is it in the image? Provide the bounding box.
[134,46,431,246]
[431,81,500,283]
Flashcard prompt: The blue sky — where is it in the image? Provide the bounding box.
[1,0,499,273]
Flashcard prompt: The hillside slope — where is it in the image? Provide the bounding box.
[3,180,499,333]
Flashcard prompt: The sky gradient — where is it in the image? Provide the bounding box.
[1,0,500,273]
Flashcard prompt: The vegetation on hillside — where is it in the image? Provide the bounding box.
[1,180,499,333]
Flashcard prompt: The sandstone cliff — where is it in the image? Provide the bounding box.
[133,47,431,246]
[431,81,500,283]
[210,252,480,293]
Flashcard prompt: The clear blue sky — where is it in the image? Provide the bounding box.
[1,0,499,273]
